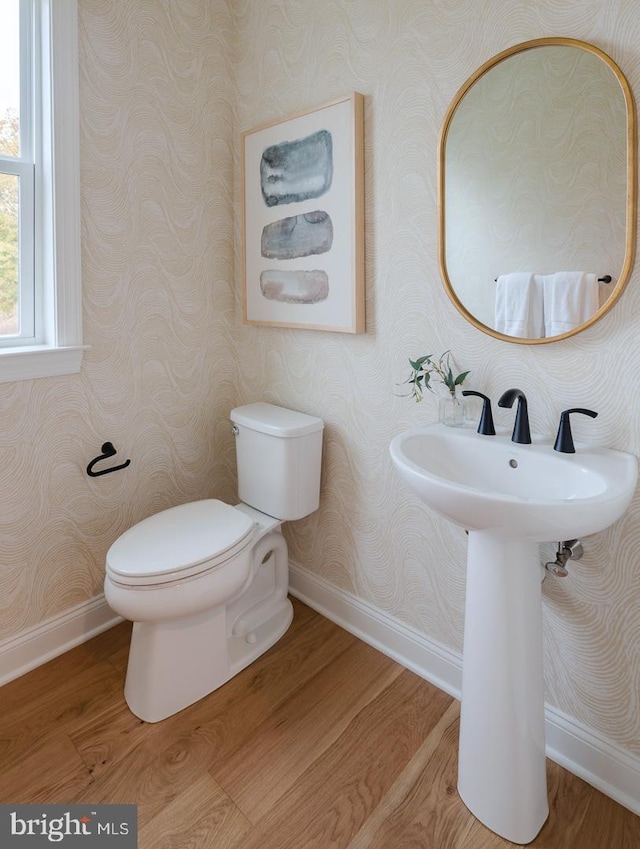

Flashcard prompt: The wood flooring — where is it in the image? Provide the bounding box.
[0,598,637,848]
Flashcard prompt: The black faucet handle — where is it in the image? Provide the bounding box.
[553,408,598,453]
[462,390,496,435]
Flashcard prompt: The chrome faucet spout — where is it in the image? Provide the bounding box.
[498,388,531,444]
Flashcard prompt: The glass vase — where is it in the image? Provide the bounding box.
[439,393,466,427]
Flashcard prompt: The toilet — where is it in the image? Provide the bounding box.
[104,402,323,722]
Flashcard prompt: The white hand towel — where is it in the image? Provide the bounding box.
[542,272,600,337]
[495,273,544,338]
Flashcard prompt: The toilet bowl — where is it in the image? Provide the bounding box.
[104,403,323,723]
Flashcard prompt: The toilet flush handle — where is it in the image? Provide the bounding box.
[231,425,239,436]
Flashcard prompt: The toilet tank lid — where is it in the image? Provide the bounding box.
[230,402,324,437]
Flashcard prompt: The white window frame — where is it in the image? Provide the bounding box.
[0,0,85,382]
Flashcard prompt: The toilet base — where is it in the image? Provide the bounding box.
[124,606,229,723]
[228,595,293,676]
[123,529,293,723]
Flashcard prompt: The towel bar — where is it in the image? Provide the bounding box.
[494,274,612,283]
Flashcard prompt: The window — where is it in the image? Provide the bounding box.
[0,0,84,382]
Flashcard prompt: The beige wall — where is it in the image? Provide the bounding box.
[0,1,238,632]
[0,0,638,764]
[232,0,640,757]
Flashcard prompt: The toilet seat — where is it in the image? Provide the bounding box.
[106,499,255,587]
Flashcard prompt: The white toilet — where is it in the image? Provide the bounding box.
[104,402,323,722]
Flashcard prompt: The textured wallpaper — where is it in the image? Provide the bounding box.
[0,0,639,766]
[0,1,238,631]
[232,0,640,757]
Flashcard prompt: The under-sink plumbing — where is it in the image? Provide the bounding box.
[544,539,584,577]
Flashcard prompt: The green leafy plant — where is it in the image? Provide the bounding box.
[406,350,470,403]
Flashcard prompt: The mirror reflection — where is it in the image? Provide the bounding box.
[439,38,636,343]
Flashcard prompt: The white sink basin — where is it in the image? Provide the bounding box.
[390,423,637,540]
[389,421,637,843]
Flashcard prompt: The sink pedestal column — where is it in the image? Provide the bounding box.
[458,531,548,845]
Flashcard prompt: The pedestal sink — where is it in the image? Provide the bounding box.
[389,423,637,844]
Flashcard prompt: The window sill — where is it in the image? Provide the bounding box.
[0,344,89,383]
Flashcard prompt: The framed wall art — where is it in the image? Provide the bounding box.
[242,92,365,332]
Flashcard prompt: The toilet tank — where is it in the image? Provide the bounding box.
[230,402,324,521]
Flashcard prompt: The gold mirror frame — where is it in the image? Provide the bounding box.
[438,37,637,344]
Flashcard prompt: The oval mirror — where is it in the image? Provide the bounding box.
[438,38,637,344]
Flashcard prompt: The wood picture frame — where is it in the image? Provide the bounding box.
[242,92,365,332]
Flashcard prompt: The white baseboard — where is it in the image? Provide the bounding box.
[544,707,640,817]
[0,595,123,687]
[289,562,640,817]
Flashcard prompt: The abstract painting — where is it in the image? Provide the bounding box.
[242,93,365,332]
